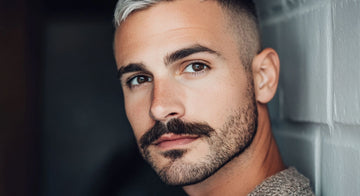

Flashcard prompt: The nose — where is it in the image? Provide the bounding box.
[149,78,185,122]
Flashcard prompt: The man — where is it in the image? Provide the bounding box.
[113,0,314,195]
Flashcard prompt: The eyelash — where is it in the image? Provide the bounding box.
[125,61,211,89]
[125,73,152,89]
[182,61,210,76]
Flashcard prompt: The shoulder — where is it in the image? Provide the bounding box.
[248,167,314,196]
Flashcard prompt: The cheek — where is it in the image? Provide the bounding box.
[185,71,249,127]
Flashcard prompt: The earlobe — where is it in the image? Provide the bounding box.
[252,48,280,104]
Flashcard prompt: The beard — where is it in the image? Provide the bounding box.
[138,83,258,186]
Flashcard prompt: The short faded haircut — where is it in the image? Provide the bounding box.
[113,0,262,71]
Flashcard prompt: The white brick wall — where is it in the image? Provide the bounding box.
[332,0,360,124]
[255,0,360,195]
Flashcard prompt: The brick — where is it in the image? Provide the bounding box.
[272,122,319,190]
[332,1,360,124]
[275,4,331,123]
[321,124,360,195]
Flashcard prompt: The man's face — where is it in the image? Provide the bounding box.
[114,0,258,186]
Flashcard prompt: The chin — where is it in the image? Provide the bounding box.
[157,158,215,186]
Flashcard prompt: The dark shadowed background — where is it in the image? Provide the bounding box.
[4,0,360,195]
[0,0,185,195]
[6,0,360,196]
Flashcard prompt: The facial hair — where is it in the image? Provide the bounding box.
[138,84,258,186]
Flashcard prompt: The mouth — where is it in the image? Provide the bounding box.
[152,134,200,150]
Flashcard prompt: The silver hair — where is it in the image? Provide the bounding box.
[114,0,161,27]
[113,0,261,70]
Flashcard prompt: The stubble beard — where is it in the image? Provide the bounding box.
[139,83,258,186]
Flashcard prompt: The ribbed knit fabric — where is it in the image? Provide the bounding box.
[248,167,314,196]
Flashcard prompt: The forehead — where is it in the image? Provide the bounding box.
[114,0,235,66]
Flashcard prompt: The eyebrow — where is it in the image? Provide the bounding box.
[164,44,221,65]
[117,63,148,80]
[117,44,221,80]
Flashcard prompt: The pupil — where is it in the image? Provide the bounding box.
[138,76,146,83]
[193,63,203,71]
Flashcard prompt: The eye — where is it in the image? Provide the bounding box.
[127,75,153,88]
[183,62,209,73]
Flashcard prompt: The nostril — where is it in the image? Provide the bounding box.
[168,112,178,116]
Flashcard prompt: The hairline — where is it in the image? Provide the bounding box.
[114,0,256,27]
[113,0,261,71]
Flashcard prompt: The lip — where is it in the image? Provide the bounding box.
[153,134,199,150]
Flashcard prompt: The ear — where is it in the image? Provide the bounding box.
[252,48,280,104]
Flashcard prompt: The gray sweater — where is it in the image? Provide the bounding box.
[248,167,314,196]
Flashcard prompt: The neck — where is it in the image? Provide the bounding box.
[183,104,285,196]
